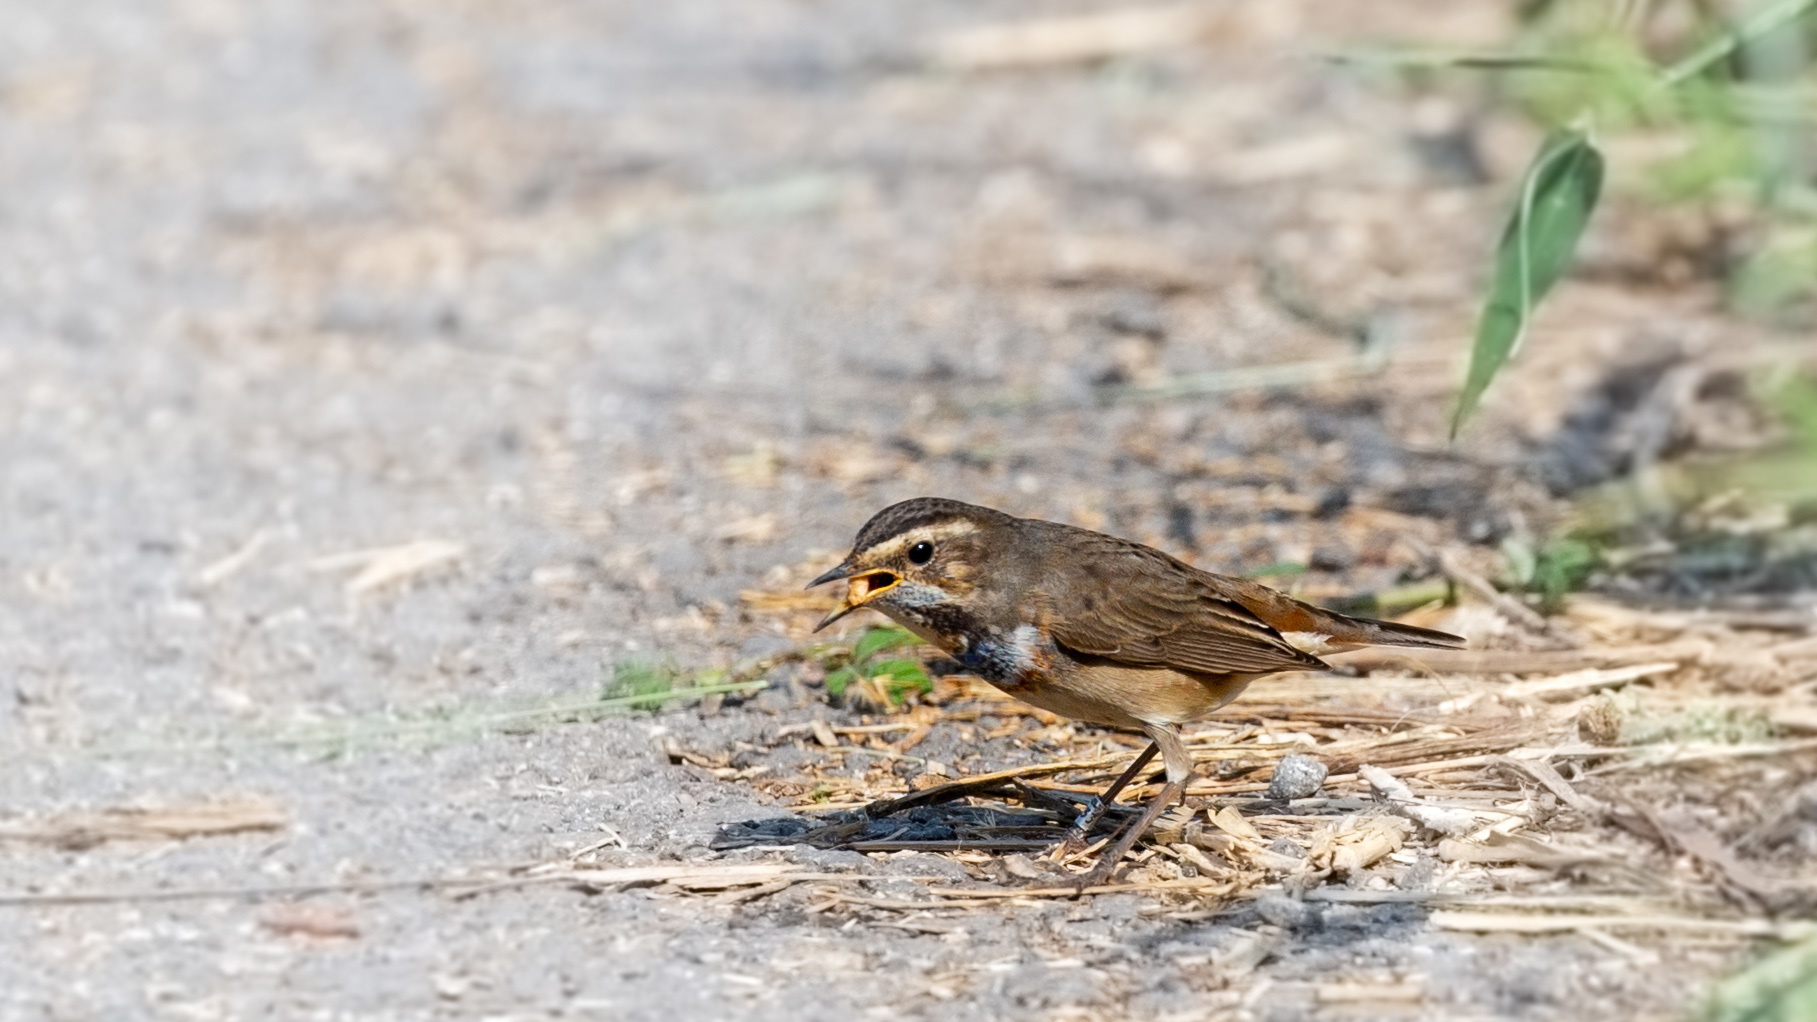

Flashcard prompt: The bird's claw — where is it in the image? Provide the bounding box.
[1069,859,1119,896]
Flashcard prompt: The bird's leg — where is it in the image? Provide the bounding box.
[1070,722,1195,891]
[1056,742,1159,852]
[1069,779,1188,891]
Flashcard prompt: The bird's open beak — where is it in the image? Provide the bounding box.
[808,565,902,632]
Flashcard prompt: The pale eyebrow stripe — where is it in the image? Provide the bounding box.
[865,520,980,558]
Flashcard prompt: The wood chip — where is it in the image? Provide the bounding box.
[928,4,1222,71]
[488,863,867,897]
[1770,705,1817,733]
[712,514,779,544]
[258,902,361,941]
[713,879,797,906]
[1491,755,1603,815]
[1208,805,1262,842]
[1500,662,1680,701]
[923,877,1237,899]
[308,540,466,594]
[1602,737,1817,769]
[880,918,971,935]
[0,796,287,849]
[1436,833,1625,872]
[1171,842,1227,876]
[1331,641,1717,676]
[196,530,269,587]
[1316,981,1425,1003]
[1045,236,1203,293]
[739,589,838,615]
[1309,816,1410,875]
[1360,764,1479,836]
[1432,911,1806,939]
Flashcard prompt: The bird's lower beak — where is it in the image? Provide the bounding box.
[811,569,901,632]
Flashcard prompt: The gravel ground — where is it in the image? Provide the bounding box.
[0,2,1781,1019]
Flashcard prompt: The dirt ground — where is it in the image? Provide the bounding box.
[2,2,1813,1020]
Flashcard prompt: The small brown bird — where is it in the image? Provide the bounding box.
[809,497,1464,886]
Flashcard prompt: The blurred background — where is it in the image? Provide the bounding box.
[2,1,1814,1019]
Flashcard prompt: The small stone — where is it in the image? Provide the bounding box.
[1309,544,1355,572]
[1311,488,1352,520]
[885,853,972,882]
[1253,891,1312,929]
[783,846,874,873]
[737,634,796,660]
[1102,296,1166,339]
[1266,753,1327,800]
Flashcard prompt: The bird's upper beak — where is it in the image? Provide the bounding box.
[806,561,855,590]
[806,560,901,632]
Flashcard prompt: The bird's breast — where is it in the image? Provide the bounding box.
[954,624,1054,690]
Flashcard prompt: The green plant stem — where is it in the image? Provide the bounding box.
[1327,1,1817,93]
[1319,48,1611,73]
[1660,0,1817,87]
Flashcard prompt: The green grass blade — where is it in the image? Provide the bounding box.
[852,625,921,663]
[1452,128,1605,437]
[603,660,683,710]
[1321,47,1609,73]
[1660,0,1817,88]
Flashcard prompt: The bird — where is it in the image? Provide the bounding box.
[807,496,1465,887]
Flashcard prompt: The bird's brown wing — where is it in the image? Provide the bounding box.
[1039,531,1327,675]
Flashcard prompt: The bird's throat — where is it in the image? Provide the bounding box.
[875,590,1048,690]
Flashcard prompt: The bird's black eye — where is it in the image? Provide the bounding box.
[908,541,934,565]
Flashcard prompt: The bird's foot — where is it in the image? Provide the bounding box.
[1068,856,1122,895]
[1065,778,1188,897]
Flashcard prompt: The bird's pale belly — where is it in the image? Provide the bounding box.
[948,624,1257,730]
[1004,663,1256,730]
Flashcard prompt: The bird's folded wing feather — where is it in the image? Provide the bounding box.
[1041,536,1327,675]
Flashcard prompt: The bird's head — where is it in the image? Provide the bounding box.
[806,497,1014,636]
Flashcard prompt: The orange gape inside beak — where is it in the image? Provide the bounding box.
[847,570,899,604]
[814,569,902,632]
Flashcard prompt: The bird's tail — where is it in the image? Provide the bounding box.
[1319,612,1465,651]
[1217,576,1466,653]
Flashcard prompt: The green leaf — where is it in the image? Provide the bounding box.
[1247,561,1309,579]
[1452,128,1604,437]
[1769,374,1817,453]
[1704,931,1817,1022]
[1530,536,1600,613]
[852,626,920,663]
[823,666,857,699]
[868,658,933,704]
[870,658,931,683]
[1500,537,1538,588]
